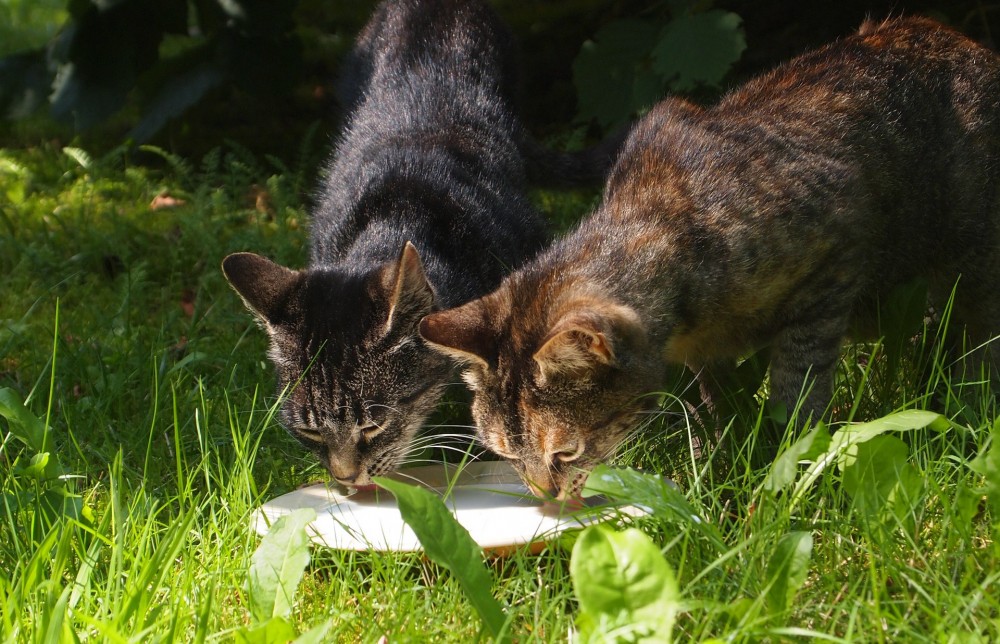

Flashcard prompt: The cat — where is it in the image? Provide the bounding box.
[418,17,1000,500]
[221,0,596,489]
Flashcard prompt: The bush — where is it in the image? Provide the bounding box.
[572,0,745,129]
[0,0,301,142]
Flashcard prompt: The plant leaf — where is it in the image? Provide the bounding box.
[570,524,679,642]
[234,616,298,644]
[49,0,177,128]
[247,507,315,623]
[840,435,924,536]
[650,10,746,92]
[129,59,223,143]
[583,464,725,552]
[375,477,508,641]
[970,418,1000,521]
[764,531,813,616]
[292,619,334,644]
[789,409,945,510]
[761,422,831,494]
[572,19,661,129]
[0,387,48,452]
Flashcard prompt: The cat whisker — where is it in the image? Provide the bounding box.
[422,423,479,431]
[389,470,436,487]
[407,441,475,450]
[409,431,476,441]
[401,445,486,462]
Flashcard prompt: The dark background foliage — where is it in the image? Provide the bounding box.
[0,0,997,159]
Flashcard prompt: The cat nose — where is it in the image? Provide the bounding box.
[330,464,362,486]
[522,469,559,499]
[526,480,559,499]
[334,473,360,486]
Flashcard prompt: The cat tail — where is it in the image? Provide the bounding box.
[520,125,630,188]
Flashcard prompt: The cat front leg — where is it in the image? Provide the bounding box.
[767,316,848,428]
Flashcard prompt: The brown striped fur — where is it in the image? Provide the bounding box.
[420,17,1000,499]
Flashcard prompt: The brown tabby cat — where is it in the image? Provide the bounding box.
[419,17,1000,499]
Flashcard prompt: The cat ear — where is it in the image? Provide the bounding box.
[382,241,435,331]
[419,300,495,367]
[221,253,301,324]
[533,303,642,382]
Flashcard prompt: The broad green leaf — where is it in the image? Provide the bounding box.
[761,422,832,494]
[840,436,924,537]
[50,0,176,128]
[969,418,1000,520]
[293,619,334,644]
[831,410,949,447]
[665,0,699,15]
[375,478,508,641]
[572,19,661,128]
[879,280,928,358]
[0,387,48,452]
[583,464,725,552]
[247,508,315,623]
[20,452,51,480]
[789,410,945,510]
[764,531,813,616]
[651,11,746,92]
[570,524,679,642]
[129,59,224,143]
[234,616,298,644]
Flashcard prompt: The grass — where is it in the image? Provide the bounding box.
[1,141,998,643]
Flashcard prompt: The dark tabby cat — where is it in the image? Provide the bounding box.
[222,0,561,488]
[419,17,1000,499]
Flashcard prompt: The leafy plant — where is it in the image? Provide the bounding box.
[572,0,745,129]
[969,418,1000,533]
[570,523,681,643]
[582,464,726,554]
[0,0,302,141]
[760,409,950,512]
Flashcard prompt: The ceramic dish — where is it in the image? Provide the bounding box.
[252,460,642,552]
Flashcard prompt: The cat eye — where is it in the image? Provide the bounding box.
[359,421,385,442]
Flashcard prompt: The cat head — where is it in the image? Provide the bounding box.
[419,277,661,500]
[223,242,450,488]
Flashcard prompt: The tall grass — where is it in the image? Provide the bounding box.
[1,143,997,642]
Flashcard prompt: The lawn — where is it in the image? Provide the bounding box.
[1,141,999,642]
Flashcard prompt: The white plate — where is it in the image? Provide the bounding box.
[252,461,641,552]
